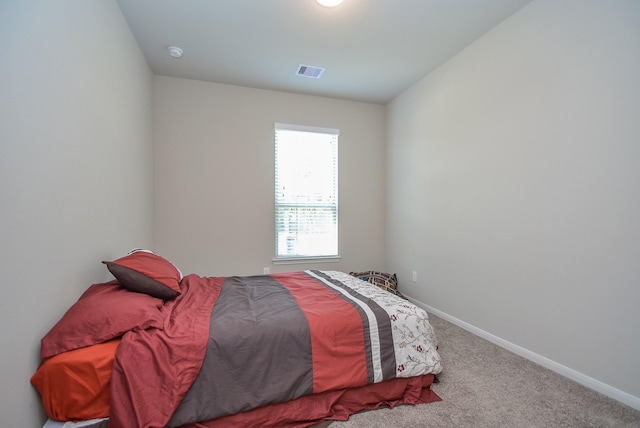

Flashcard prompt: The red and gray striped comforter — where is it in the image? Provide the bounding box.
[108,270,442,428]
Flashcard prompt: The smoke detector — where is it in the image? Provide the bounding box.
[167,46,183,59]
[296,64,325,79]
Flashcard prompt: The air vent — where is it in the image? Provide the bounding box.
[296,64,325,79]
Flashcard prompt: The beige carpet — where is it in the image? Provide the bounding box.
[331,313,640,427]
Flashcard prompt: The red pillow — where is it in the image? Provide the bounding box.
[40,281,164,359]
[103,250,182,300]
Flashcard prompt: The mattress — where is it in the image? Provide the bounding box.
[32,339,120,421]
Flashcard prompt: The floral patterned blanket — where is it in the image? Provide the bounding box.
[108,270,442,428]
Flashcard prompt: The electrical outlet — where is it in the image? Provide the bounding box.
[412,271,417,282]
[263,267,270,274]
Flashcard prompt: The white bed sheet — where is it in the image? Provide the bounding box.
[43,418,107,428]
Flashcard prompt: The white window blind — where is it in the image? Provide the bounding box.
[275,123,338,259]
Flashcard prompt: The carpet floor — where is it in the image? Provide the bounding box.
[331,313,640,427]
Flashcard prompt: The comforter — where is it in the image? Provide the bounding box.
[109,270,442,428]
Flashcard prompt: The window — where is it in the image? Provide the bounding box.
[275,123,339,260]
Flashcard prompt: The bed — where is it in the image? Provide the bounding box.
[32,250,442,428]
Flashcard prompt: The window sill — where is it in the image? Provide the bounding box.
[272,256,342,265]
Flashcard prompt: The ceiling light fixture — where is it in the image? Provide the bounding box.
[316,0,343,7]
[167,46,183,59]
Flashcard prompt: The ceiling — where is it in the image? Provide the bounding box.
[116,0,533,105]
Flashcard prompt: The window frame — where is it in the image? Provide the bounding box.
[273,122,340,264]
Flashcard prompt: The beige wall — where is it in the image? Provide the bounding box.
[0,1,154,426]
[153,76,387,277]
[387,0,640,407]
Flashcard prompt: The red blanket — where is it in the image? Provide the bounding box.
[109,271,440,428]
[110,275,222,427]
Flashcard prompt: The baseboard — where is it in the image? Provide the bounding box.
[407,296,640,412]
